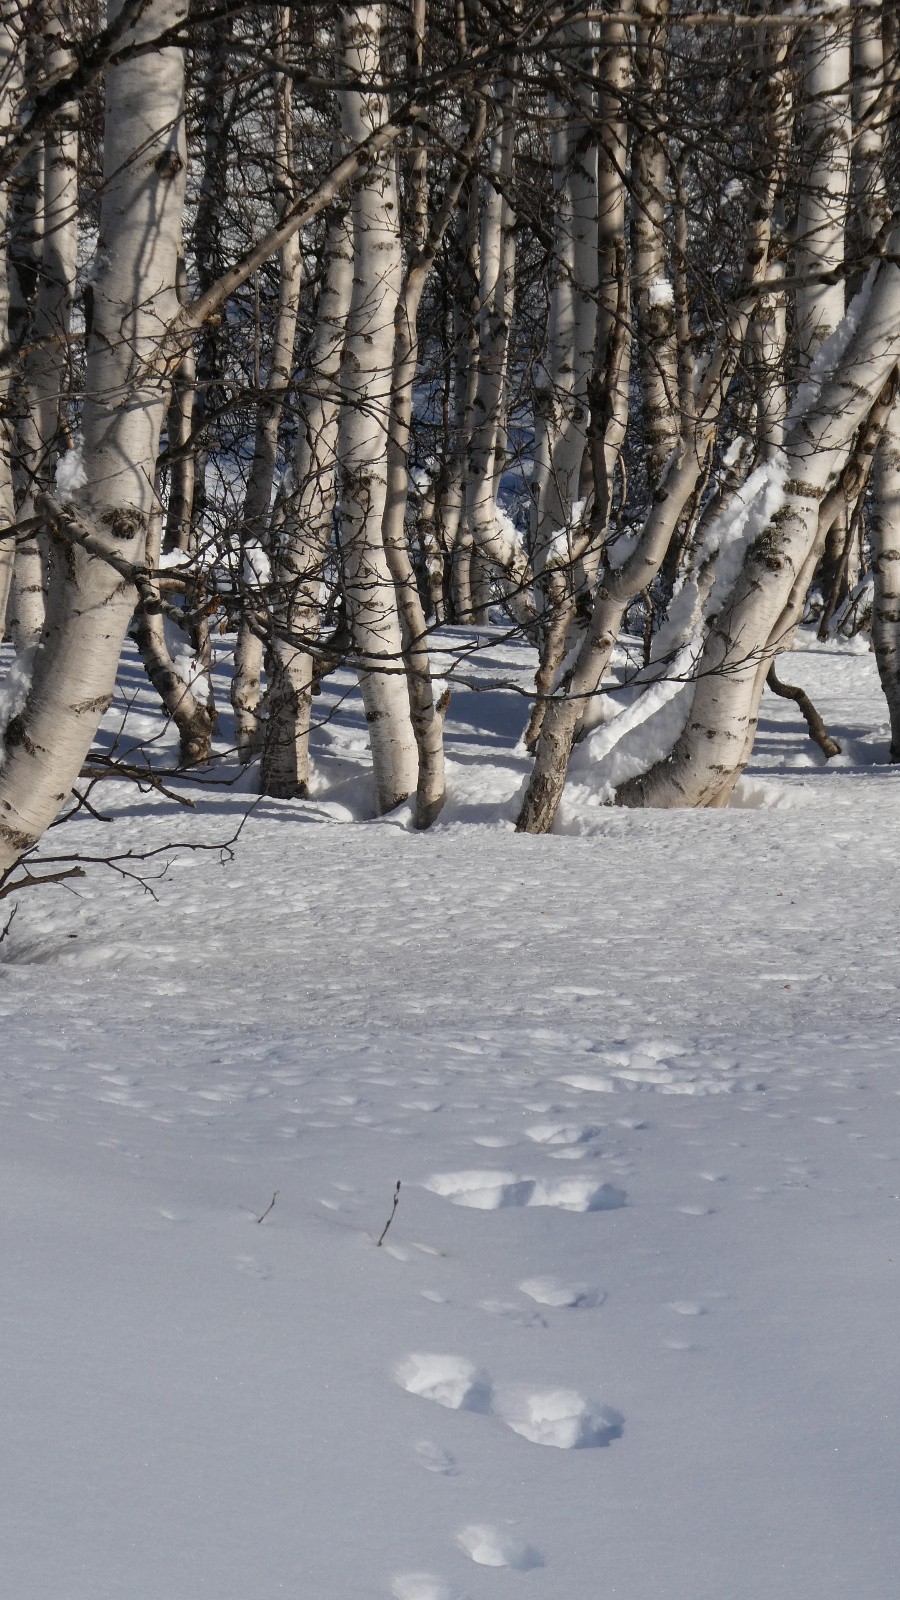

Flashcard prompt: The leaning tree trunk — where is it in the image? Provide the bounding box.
[517,184,780,836]
[336,3,418,813]
[618,242,900,810]
[0,0,188,874]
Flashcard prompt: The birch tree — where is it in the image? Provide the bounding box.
[336,3,418,813]
[0,0,25,636]
[0,0,189,873]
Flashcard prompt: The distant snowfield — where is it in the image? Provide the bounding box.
[1,630,899,1600]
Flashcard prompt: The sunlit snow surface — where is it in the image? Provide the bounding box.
[1,628,899,1599]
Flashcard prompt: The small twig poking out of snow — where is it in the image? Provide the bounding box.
[376,1179,401,1246]
[255,1191,278,1224]
[54,437,87,496]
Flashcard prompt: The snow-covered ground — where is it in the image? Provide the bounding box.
[2,631,899,1600]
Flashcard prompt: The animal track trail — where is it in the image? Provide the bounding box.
[423,1169,627,1212]
[395,1354,624,1450]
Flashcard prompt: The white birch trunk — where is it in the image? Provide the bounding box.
[445,183,481,622]
[531,23,599,577]
[464,103,534,629]
[232,17,304,761]
[619,248,900,809]
[631,0,679,488]
[336,3,417,813]
[0,0,188,873]
[0,0,25,635]
[851,0,887,253]
[871,388,900,760]
[794,2,851,363]
[260,205,354,799]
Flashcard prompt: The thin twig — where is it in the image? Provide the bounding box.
[255,1191,278,1224]
[376,1181,401,1247]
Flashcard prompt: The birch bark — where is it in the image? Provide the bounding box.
[336,3,417,812]
[530,22,598,575]
[0,0,188,872]
[794,2,850,364]
[0,0,25,634]
[619,247,900,809]
[631,0,679,489]
[232,14,304,761]
[260,204,353,798]
[464,99,534,629]
[871,389,900,759]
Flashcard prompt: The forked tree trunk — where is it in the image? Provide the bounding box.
[518,210,777,835]
[0,0,188,873]
[336,3,418,813]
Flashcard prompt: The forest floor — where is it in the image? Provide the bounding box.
[1,627,899,1600]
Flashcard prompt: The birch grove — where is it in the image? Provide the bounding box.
[2,0,900,883]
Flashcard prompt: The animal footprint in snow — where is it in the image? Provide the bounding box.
[524,1122,604,1146]
[479,1298,547,1329]
[423,1169,626,1213]
[233,1255,271,1280]
[457,1525,543,1570]
[414,1440,458,1476]
[396,1354,493,1413]
[390,1574,459,1600]
[519,1276,605,1309]
[396,1354,623,1450]
[493,1386,624,1450]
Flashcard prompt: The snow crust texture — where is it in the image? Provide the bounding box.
[2,635,900,1600]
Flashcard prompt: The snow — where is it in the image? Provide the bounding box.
[241,539,271,587]
[648,277,674,308]
[1,630,900,1598]
[54,437,87,496]
[0,641,37,765]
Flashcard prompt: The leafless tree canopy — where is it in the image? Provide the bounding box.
[2,0,900,873]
